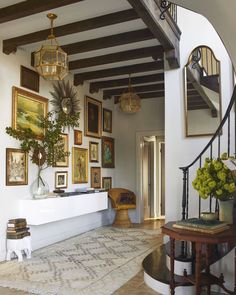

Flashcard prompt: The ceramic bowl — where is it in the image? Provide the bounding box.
[200,212,218,221]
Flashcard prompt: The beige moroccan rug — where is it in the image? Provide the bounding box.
[0,227,161,295]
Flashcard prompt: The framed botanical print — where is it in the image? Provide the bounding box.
[102,177,112,191]
[74,130,82,145]
[103,108,112,133]
[84,96,102,138]
[12,86,48,139]
[72,147,88,183]
[54,134,69,167]
[102,136,115,168]
[89,141,99,163]
[6,148,28,186]
[91,167,101,188]
[55,171,68,189]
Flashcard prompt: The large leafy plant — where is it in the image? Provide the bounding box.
[192,156,236,201]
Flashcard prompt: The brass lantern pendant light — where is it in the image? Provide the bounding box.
[34,13,68,80]
[119,74,141,114]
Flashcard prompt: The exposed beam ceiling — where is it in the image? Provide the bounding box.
[69,46,163,70]
[0,0,85,24]
[114,91,164,103]
[74,61,164,85]
[3,9,139,54]
[103,83,164,99]
[90,73,164,93]
[61,29,154,55]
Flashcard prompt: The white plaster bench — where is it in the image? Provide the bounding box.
[6,236,32,262]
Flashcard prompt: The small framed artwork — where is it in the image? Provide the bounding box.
[89,141,99,163]
[54,134,69,167]
[102,136,115,168]
[91,167,101,188]
[74,130,82,145]
[55,171,68,189]
[72,147,88,183]
[84,96,102,138]
[103,108,112,133]
[20,66,40,93]
[102,177,112,191]
[12,86,48,139]
[6,148,28,186]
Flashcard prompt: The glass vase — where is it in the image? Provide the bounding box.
[30,174,49,199]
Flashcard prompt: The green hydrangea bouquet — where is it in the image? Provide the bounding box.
[192,156,236,201]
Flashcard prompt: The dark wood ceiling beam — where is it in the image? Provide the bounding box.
[0,0,85,24]
[127,0,181,69]
[90,73,164,93]
[103,83,164,99]
[74,61,164,85]
[114,91,164,103]
[3,9,139,54]
[69,46,163,70]
[61,29,154,55]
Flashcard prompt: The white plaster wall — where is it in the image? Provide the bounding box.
[114,97,165,222]
[0,41,115,260]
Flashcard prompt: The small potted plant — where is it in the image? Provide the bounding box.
[192,155,236,224]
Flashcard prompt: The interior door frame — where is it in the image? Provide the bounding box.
[136,130,164,223]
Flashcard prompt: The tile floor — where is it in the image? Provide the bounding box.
[0,220,225,295]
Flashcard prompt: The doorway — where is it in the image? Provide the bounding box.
[136,132,165,222]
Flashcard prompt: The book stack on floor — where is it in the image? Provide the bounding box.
[173,218,230,234]
[7,218,30,239]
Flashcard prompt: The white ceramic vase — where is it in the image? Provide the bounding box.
[218,199,234,224]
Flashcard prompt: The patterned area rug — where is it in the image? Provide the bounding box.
[0,227,161,295]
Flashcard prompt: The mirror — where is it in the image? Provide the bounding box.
[184,46,222,137]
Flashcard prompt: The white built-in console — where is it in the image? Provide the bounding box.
[19,192,108,225]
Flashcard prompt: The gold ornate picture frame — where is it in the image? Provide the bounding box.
[72,147,88,183]
[84,96,102,138]
[54,133,69,167]
[91,167,101,188]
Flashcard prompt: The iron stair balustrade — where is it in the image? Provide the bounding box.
[160,0,177,22]
[180,85,236,220]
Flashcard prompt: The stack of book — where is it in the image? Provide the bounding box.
[173,218,230,234]
[7,218,30,239]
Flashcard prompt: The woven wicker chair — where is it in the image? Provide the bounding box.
[108,188,136,228]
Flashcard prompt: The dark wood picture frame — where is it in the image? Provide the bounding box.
[55,171,68,189]
[89,141,99,163]
[103,108,112,133]
[6,148,28,186]
[91,167,101,188]
[84,96,102,138]
[102,177,112,191]
[20,66,39,93]
[74,130,82,145]
[102,136,115,168]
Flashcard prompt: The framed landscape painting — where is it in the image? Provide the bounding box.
[91,167,101,188]
[12,86,48,139]
[102,177,112,191]
[84,96,102,138]
[89,141,99,163]
[54,134,69,167]
[103,108,112,133]
[6,148,28,186]
[72,147,88,183]
[102,137,115,168]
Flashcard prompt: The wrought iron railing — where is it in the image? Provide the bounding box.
[180,86,236,220]
[160,0,177,22]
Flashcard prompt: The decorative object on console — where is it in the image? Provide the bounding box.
[53,133,69,167]
[102,136,115,168]
[50,80,80,129]
[20,66,39,93]
[103,108,112,133]
[119,74,141,114]
[200,211,218,221]
[74,130,82,145]
[55,171,68,190]
[89,141,99,163]
[84,96,102,138]
[6,148,28,186]
[91,167,101,188]
[102,177,112,191]
[72,147,88,184]
[11,86,48,139]
[34,13,68,80]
